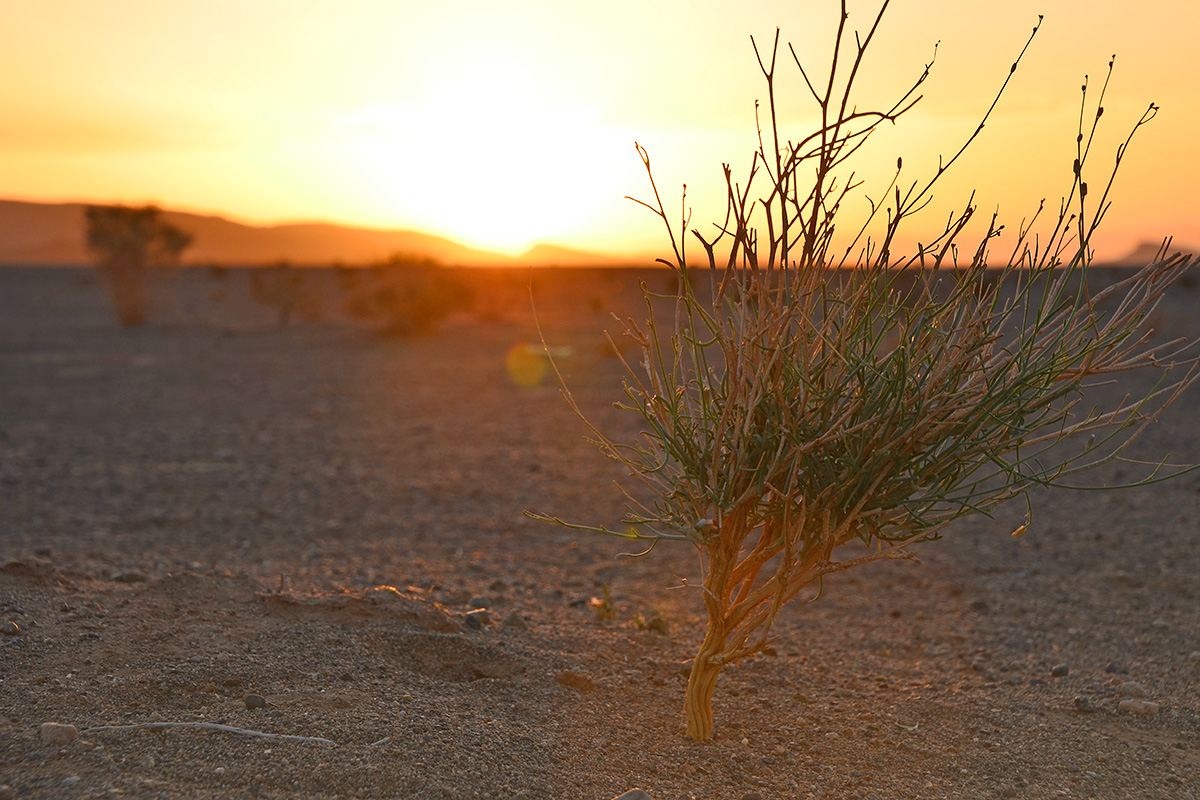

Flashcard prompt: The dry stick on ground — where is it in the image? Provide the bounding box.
[84,722,337,745]
[532,1,1198,743]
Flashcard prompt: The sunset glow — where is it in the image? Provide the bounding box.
[2,1,1198,260]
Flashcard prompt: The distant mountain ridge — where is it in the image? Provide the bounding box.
[3,198,1185,269]
[0,199,629,267]
[1114,239,1198,266]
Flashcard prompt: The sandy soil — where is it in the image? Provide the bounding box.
[1,265,1198,800]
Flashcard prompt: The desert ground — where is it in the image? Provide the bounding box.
[1,264,1198,800]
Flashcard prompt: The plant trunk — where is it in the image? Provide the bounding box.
[684,628,725,741]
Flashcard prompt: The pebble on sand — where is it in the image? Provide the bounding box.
[464,608,491,630]
[1073,696,1096,712]
[39,723,79,745]
[1050,664,1069,677]
[610,791,652,800]
[1114,681,1149,699]
[1,621,19,636]
[1118,699,1159,715]
[244,694,267,709]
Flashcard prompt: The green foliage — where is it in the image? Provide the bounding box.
[633,610,670,635]
[84,204,193,326]
[534,2,1197,741]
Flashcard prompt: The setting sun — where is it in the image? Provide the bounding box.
[1,1,1198,260]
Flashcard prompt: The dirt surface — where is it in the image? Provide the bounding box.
[1,265,1198,800]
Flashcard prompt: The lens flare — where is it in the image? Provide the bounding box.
[504,343,549,387]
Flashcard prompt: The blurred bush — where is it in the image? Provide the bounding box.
[85,204,192,326]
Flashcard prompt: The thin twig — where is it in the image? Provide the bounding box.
[84,722,337,745]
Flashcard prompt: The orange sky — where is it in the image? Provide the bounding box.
[2,1,1197,260]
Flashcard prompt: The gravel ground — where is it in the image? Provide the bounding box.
[1,265,1198,799]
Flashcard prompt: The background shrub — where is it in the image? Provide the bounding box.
[84,204,192,326]
[343,254,472,336]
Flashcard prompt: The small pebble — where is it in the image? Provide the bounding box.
[1104,661,1128,674]
[1151,618,1168,629]
[244,694,267,709]
[62,777,80,788]
[464,609,490,630]
[468,596,489,609]
[1114,681,1149,699]
[610,791,651,800]
[1073,695,1096,713]
[1118,698,1159,715]
[1050,664,1069,677]
[1,621,19,636]
[0,784,13,800]
[39,722,79,745]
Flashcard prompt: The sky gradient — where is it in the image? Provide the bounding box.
[2,1,1197,260]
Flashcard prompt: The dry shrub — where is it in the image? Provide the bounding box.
[534,3,1198,741]
[343,254,471,336]
[85,204,192,326]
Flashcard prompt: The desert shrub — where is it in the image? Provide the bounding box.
[533,4,1197,741]
[84,204,193,326]
[249,261,324,326]
[343,254,471,336]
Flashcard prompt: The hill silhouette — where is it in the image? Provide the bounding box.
[1114,239,1198,266]
[0,199,628,267]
